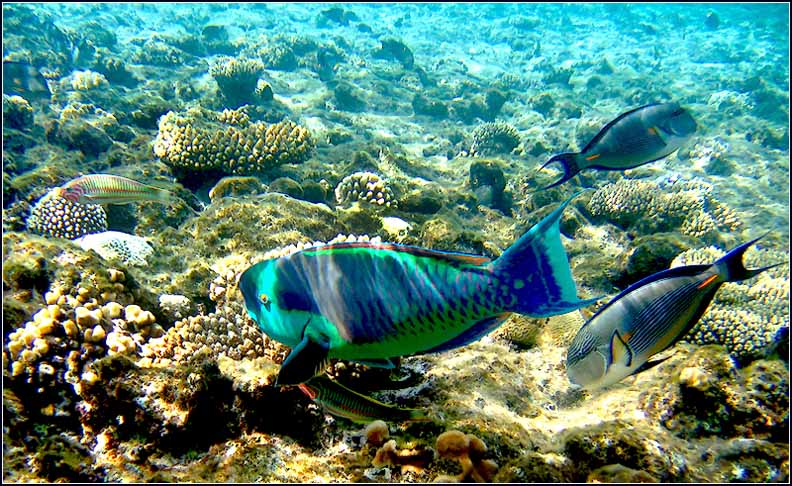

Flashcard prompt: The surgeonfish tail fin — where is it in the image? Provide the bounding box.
[535,152,581,191]
[718,233,784,282]
[494,191,597,317]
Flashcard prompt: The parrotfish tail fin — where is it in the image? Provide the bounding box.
[535,152,581,191]
[495,191,598,317]
[718,233,785,282]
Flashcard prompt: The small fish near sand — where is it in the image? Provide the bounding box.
[2,60,51,100]
[298,375,429,424]
[240,193,599,386]
[55,173,202,213]
[537,102,698,190]
[565,235,782,390]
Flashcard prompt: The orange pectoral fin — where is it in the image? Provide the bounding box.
[647,127,658,136]
[585,153,601,161]
[697,274,718,289]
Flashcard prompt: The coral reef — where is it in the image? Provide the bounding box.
[153,109,314,177]
[26,190,108,240]
[433,430,499,482]
[586,178,743,244]
[640,345,789,442]
[209,57,266,107]
[671,245,789,361]
[67,70,109,91]
[73,231,154,266]
[334,171,397,208]
[3,94,35,130]
[468,121,521,157]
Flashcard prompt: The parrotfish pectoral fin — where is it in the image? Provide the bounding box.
[497,192,595,317]
[277,334,330,386]
[535,152,582,191]
[423,313,512,354]
[610,330,633,367]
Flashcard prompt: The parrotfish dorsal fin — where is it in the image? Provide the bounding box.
[610,330,633,367]
[304,241,491,267]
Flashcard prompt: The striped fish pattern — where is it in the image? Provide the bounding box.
[298,376,428,424]
[56,174,175,206]
[240,193,598,386]
[566,234,781,390]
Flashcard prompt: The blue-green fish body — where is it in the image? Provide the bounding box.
[539,102,698,190]
[240,194,597,385]
[566,235,780,389]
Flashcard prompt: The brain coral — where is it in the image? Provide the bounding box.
[26,189,107,239]
[469,121,521,157]
[153,109,314,176]
[671,245,789,360]
[73,231,154,266]
[586,178,742,243]
[209,56,266,107]
[334,171,397,208]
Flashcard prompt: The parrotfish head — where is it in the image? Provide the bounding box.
[239,259,305,346]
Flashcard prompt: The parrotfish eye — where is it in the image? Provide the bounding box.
[259,293,271,311]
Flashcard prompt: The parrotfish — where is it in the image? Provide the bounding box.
[298,376,429,424]
[55,174,177,206]
[538,102,698,190]
[565,235,781,390]
[240,193,598,386]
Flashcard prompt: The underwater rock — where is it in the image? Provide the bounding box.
[56,120,114,157]
[561,419,687,481]
[619,233,692,287]
[318,6,359,27]
[704,11,720,30]
[2,94,34,130]
[469,159,510,212]
[301,180,330,204]
[494,451,574,482]
[399,186,444,215]
[269,177,304,199]
[412,93,449,119]
[587,464,659,483]
[208,176,266,203]
[373,38,414,69]
[332,81,367,112]
[640,345,789,441]
[531,92,556,116]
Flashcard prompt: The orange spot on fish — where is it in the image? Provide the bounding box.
[648,127,657,136]
[585,153,601,161]
[621,332,632,342]
[698,274,718,289]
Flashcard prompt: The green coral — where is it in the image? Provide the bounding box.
[26,190,107,240]
[671,245,789,360]
[153,109,314,176]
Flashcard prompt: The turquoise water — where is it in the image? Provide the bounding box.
[2,2,789,483]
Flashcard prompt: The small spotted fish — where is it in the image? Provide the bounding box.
[298,375,429,424]
[566,234,783,390]
[537,102,698,190]
[240,192,598,386]
[55,174,176,206]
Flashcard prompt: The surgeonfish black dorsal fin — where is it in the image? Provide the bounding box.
[535,152,582,191]
[716,233,784,282]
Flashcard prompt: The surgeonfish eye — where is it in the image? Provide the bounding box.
[259,293,272,311]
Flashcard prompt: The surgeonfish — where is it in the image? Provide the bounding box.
[565,235,782,390]
[298,376,429,424]
[537,102,698,190]
[2,60,51,100]
[240,192,598,386]
[55,174,177,206]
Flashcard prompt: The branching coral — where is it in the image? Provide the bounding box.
[671,245,789,360]
[26,189,107,240]
[587,178,742,243]
[153,109,314,176]
[334,171,397,208]
[469,121,521,157]
[209,56,265,107]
